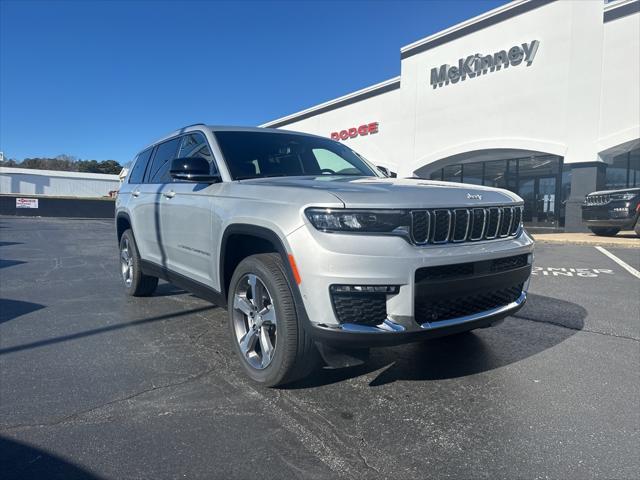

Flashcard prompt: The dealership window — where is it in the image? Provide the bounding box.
[430,169,443,181]
[443,164,462,182]
[605,153,629,189]
[606,148,640,189]
[484,160,508,188]
[518,155,559,177]
[506,159,518,190]
[630,149,640,187]
[463,162,483,185]
[559,165,572,228]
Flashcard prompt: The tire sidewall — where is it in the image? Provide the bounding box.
[227,255,297,386]
[120,230,142,295]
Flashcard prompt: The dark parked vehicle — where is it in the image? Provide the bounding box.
[582,188,640,236]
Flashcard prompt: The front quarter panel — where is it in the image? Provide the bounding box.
[210,182,344,290]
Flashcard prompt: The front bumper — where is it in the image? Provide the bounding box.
[311,292,526,348]
[582,203,639,229]
[287,224,534,347]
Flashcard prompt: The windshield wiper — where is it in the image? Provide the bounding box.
[235,174,291,180]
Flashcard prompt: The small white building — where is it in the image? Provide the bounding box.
[262,0,640,231]
[0,167,120,198]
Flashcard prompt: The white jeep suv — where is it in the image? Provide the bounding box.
[116,125,534,386]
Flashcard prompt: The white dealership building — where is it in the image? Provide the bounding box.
[263,0,640,231]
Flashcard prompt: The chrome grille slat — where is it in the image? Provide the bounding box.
[452,209,470,242]
[410,210,430,245]
[484,207,500,239]
[510,206,522,235]
[586,194,611,205]
[469,208,486,241]
[499,207,513,238]
[432,209,452,244]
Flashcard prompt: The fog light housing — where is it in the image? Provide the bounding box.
[330,285,400,294]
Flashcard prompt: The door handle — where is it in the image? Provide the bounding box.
[132,190,140,198]
[163,190,176,199]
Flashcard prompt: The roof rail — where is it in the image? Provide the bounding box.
[180,123,206,129]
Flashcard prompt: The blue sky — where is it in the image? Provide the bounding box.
[0,0,506,164]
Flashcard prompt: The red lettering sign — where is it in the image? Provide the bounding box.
[330,122,379,141]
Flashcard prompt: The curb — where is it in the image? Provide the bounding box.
[532,237,640,249]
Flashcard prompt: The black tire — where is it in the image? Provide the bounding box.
[119,229,158,296]
[227,253,319,387]
[635,218,640,237]
[589,227,620,237]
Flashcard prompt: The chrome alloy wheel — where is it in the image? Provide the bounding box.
[232,274,277,370]
[120,237,133,287]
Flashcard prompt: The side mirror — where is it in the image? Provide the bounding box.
[377,166,397,178]
[170,157,221,183]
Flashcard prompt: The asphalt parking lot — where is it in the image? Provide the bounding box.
[1,217,638,479]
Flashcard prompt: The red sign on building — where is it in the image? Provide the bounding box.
[330,122,379,141]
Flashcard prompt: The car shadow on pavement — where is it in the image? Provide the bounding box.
[0,305,215,356]
[0,259,27,269]
[1,435,103,480]
[0,241,23,247]
[288,293,586,389]
[153,281,187,297]
[0,299,46,325]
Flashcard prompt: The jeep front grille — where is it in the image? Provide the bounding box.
[585,194,611,205]
[409,206,522,245]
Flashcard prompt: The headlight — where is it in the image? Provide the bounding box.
[305,208,410,234]
[611,193,637,201]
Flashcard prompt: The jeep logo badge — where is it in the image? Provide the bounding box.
[467,193,482,200]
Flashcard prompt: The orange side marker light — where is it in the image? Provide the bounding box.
[288,254,302,285]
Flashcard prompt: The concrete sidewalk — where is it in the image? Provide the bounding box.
[532,231,639,248]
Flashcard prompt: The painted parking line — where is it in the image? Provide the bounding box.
[531,266,613,278]
[594,246,640,280]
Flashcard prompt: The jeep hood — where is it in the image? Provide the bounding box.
[239,176,521,208]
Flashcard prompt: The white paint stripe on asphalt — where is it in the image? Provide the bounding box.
[594,246,640,280]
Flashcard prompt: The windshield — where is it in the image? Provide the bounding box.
[214,131,379,180]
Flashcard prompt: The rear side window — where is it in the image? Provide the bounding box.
[146,138,181,183]
[128,148,153,184]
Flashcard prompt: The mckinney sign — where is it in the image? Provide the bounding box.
[430,40,540,89]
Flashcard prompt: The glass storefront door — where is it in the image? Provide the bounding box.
[519,176,557,226]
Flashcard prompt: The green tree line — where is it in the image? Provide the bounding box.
[0,154,123,175]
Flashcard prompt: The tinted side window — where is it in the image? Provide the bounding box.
[147,138,181,183]
[179,133,214,164]
[128,148,153,184]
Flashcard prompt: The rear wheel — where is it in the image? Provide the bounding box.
[589,227,620,237]
[227,253,318,387]
[635,219,640,237]
[119,229,158,296]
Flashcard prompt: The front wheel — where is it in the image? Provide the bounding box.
[227,253,318,387]
[119,229,158,296]
[589,227,620,237]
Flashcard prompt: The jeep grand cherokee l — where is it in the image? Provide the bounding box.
[116,125,534,386]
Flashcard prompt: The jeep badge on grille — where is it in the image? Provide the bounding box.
[467,193,482,200]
